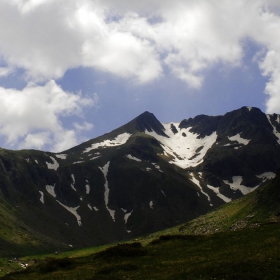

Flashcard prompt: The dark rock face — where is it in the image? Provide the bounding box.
[0,106,280,250]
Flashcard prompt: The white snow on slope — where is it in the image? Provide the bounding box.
[223,176,258,195]
[71,174,77,191]
[145,123,217,169]
[85,184,90,194]
[57,201,82,227]
[124,210,133,224]
[152,163,163,172]
[83,133,132,153]
[228,134,250,145]
[267,115,280,143]
[55,154,67,160]
[39,191,44,204]
[189,173,211,203]
[73,161,84,164]
[206,184,231,203]
[126,154,141,162]
[88,204,92,210]
[256,172,276,180]
[149,201,154,209]
[46,156,59,171]
[71,174,75,184]
[90,156,101,161]
[46,184,56,198]
[99,161,115,221]
[161,189,166,197]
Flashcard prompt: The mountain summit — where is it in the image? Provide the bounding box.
[0,106,280,252]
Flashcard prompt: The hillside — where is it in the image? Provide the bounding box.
[2,171,280,279]
[0,106,279,254]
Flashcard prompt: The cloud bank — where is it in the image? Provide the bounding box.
[0,80,96,151]
[0,0,280,149]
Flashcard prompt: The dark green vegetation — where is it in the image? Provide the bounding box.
[2,224,280,279]
[2,170,280,279]
[1,107,280,278]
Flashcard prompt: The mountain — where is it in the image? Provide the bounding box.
[3,171,280,279]
[0,106,280,253]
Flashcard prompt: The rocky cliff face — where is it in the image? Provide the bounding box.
[0,106,279,250]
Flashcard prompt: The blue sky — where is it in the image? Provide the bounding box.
[0,0,279,152]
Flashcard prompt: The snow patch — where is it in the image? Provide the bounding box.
[152,163,163,172]
[256,172,276,180]
[55,154,67,160]
[71,174,77,192]
[90,156,101,161]
[73,161,84,164]
[124,210,133,224]
[149,201,154,209]
[46,156,59,171]
[228,134,250,145]
[146,124,217,169]
[25,158,30,163]
[71,174,75,184]
[146,167,152,172]
[223,176,258,195]
[35,160,38,164]
[83,133,132,153]
[57,201,82,227]
[39,191,44,204]
[247,107,252,111]
[206,184,231,203]
[189,173,211,202]
[126,154,141,162]
[267,115,280,144]
[161,189,166,197]
[99,162,115,221]
[88,204,92,210]
[93,206,99,211]
[46,184,56,198]
[85,184,90,194]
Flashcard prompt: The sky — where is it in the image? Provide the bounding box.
[0,0,280,152]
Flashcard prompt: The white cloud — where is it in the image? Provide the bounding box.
[20,132,50,150]
[0,80,96,151]
[0,0,279,118]
[73,122,94,131]
[0,67,13,77]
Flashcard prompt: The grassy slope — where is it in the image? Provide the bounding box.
[2,224,280,279]
[2,172,280,279]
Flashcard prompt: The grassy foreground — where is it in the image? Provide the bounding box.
[1,222,280,280]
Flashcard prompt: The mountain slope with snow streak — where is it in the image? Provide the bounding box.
[0,106,279,251]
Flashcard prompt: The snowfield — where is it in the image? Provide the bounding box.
[228,133,250,145]
[83,133,132,153]
[46,156,59,170]
[223,176,258,195]
[145,123,217,169]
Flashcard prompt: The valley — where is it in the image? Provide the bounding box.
[0,106,280,278]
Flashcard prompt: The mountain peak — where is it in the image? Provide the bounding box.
[132,111,168,137]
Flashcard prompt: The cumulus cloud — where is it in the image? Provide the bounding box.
[0,80,96,151]
[0,0,279,152]
[0,1,278,88]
